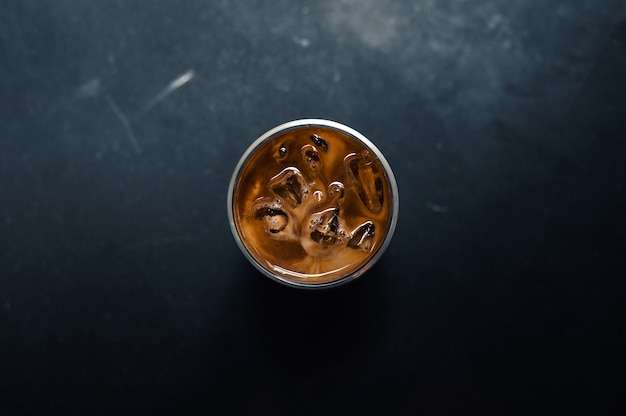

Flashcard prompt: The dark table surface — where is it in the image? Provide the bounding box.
[1,1,625,414]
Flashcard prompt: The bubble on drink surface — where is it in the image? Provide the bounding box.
[345,151,384,213]
[309,207,342,247]
[311,134,328,151]
[347,221,375,252]
[255,207,289,234]
[313,189,324,203]
[269,167,308,208]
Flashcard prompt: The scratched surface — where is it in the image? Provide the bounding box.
[1,1,625,413]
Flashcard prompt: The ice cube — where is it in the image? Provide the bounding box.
[309,207,342,247]
[347,221,375,252]
[346,151,384,213]
[300,144,321,172]
[327,181,345,201]
[255,207,289,234]
[311,134,328,151]
[310,230,337,246]
[268,167,308,208]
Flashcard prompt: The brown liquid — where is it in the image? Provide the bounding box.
[233,125,393,285]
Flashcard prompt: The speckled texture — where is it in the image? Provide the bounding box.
[1,1,625,414]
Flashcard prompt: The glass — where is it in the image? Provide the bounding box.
[228,119,399,289]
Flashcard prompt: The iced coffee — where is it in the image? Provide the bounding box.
[228,119,398,288]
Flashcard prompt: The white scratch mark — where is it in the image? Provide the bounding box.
[292,36,310,47]
[142,69,196,114]
[427,202,449,213]
[105,94,142,155]
[75,77,101,99]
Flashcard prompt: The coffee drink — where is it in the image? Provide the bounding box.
[228,119,398,288]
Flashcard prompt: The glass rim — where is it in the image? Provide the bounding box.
[227,118,399,290]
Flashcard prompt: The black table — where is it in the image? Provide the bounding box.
[1,1,625,414]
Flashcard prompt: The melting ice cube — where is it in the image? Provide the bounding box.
[269,167,308,208]
[309,207,342,247]
[311,134,328,151]
[301,144,322,173]
[347,221,375,252]
[346,151,384,213]
[327,181,345,201]
[255,207,289,234]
